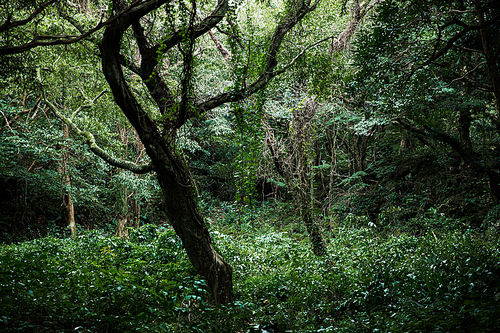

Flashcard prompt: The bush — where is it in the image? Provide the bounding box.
[1,220,499,332]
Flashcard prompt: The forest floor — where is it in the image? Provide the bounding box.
[1,203,500,332]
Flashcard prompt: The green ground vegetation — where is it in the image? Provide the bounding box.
[1,209,499,332]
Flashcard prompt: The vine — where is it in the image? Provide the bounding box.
[233,90,266,205]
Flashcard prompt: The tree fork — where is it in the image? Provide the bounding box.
[100,0,234,304]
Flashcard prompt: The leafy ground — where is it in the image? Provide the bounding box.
[1,206,500,332]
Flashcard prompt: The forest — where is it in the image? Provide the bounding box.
[1,0,499,332]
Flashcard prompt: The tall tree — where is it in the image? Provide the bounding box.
[265,98,328,256]
[59,123,77,237]
[2,0,323,304]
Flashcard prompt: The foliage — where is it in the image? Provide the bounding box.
[2,0,500,330]
[0,95,162,243]
[1,218,499,332]
[0,226,239,332]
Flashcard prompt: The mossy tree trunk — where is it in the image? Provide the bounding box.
[115,183,129,238]
[265,98,327,257]
[98,0,318,304]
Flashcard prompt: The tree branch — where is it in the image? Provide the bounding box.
[274,34,335,76]
[411,13,500,74]
[0,0,58,33]
[70,90,108,121]
[38,69,152,174]
[0,97,41,131]
[0,0,159,55]
[196,0,319,113]
[149,0,229,57]
[330,0,380,54]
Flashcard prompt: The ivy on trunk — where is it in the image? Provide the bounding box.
[99,0,320,304]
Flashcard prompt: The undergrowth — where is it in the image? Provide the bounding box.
[1,211,499,332]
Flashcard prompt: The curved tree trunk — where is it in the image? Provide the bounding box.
[155,151,233,303]
[97,0,317,303]
[99,0,233,304]
[101,54,234,303]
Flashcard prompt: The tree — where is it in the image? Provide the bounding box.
[2,0,323,304]
[100,0,325,304]
[265,98,328,256]
[259,0,380,256]
[59,123,77,237]
[351,0,500,203]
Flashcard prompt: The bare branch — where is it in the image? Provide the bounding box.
[443,9,476,15]
[0,97,41,131]
[206,29,232,62]
[192,12,231,62]
[446,61,487,86]
[70,90,108,121]
[274,34,336,76]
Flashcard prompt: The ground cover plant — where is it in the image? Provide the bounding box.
[1,210,499,332]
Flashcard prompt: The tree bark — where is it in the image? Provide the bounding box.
[300,193,328,256]
[330,0,381,54]
[115,181,129,238]
[352,133,369,172]
[264,98,328,257]
[100,0,234,304]
[60,123,76,237]
[458,108,472,150]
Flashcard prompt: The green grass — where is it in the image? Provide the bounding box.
[1,216,499,332]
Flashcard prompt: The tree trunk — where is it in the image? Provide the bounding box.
[105,70,234,306]
[473,0,500,113]
[59,124,76,237]
[116,123,131,238]
[458,108,472,150]
[293,102,328,256]
[352,134,367,172]
[264,97,328,257]
[100,5,233,303]
[131,195,140,228]
[155,151,233,303]
[299,193,327,256]
[116,184,129,238]
[132,131,143,228]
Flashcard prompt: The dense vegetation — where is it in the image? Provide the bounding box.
[1,0,500,331]
[2,212,500,332]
